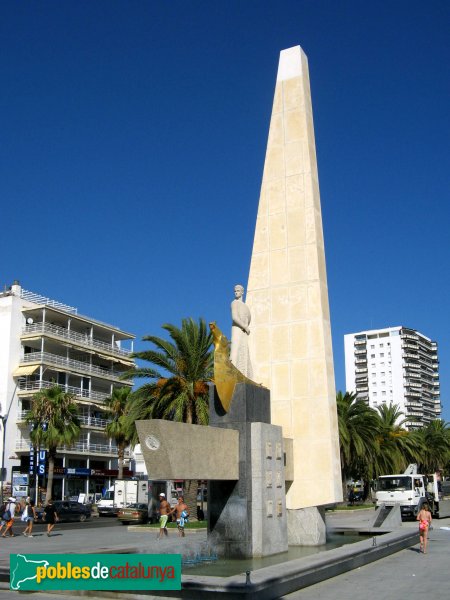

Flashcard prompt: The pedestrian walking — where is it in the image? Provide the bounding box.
[22,499,37,537]
[43,499,59,537]
[1,497,18,537]
[417,502,432,554]
[0,502,7,535]
[157,493,171,539]
[171,495,190,537]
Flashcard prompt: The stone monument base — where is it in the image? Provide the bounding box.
[209,384,288,558]
[287,506,326,546]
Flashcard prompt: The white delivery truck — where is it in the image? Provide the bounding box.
[97,479,149,516]
[376,464,450,519]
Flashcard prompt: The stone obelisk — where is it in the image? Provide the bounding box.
[246,46,342,544]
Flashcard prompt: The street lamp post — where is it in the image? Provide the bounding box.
[0,382,18,504]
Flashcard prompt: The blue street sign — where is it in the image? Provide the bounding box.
[29,449,35,475]
[36,449,46,476]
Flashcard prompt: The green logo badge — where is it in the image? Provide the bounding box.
[10,554,181,591]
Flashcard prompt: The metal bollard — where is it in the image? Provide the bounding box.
[245,570,251,585]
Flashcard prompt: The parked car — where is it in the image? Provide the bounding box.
[117,503,149,525]
[35,501,91,523]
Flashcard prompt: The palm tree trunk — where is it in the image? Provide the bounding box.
[46,449,56,502]
[342,470,348,503]
[183,479,198,522]
[118,444,125,480]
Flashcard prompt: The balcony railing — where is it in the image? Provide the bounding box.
[14,439,130,457]
[22,323,133,359]
[17,411,110,429]
[21,352,132,382]
[79,415,110,428]
[18,380,110,403]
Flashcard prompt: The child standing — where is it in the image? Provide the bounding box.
[416,502,432,554]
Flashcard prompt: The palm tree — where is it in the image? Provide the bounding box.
[104,387,133,480]
[336,391,379,499]
[414,420,450,474]
[26,386,80,502]
[124,317,213,517]
[374,403,420,475]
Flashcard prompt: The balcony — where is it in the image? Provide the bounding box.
[401,333,419,341]
[14,439,130,458]
[17,410,110,430]
[22,322,133,360]
[405,371,421,379]
[355,359,367,365]
[355,367,368,374]
[403,352,418,360]
[403,343,418,350]
[20,352,132,383]
[354,339,366,346]
[405,380,421,388]
[17,380,110,403]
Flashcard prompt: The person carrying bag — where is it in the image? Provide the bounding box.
[2,497,18,537]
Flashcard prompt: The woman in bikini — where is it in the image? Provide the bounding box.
[416,502,432,554]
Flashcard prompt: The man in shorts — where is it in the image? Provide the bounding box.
[157,493,171,539]
[171,495,189,537]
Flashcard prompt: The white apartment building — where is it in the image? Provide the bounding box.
[0,281,135,501]
[344,326,441,429]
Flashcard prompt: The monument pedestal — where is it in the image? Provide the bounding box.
[208,384,288,558]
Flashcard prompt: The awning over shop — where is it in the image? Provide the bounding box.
[13,365,40,377]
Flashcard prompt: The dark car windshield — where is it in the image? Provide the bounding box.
[378,476,412,491]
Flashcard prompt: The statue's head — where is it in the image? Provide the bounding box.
[234,284,244,299]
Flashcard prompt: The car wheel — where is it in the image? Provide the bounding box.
[121,521,129,526]
[79,514,87,522]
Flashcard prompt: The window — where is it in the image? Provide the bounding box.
[371,354,375,358]
[381,381,385,386]
[380,353,384,357]
[382,391,386,396]
[381,372,385,376]
[380,343,384,348]
[373,392,378,397]
[370,345,375,349]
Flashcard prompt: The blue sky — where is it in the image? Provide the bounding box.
[1,2,449,418]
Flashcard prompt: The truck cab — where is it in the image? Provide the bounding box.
[376,465,450,519]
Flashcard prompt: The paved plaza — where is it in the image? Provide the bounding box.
[0,510,449,599]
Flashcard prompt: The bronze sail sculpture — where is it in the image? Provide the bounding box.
[209,322,261,412]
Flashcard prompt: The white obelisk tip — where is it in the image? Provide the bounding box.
[276,45,304,81]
